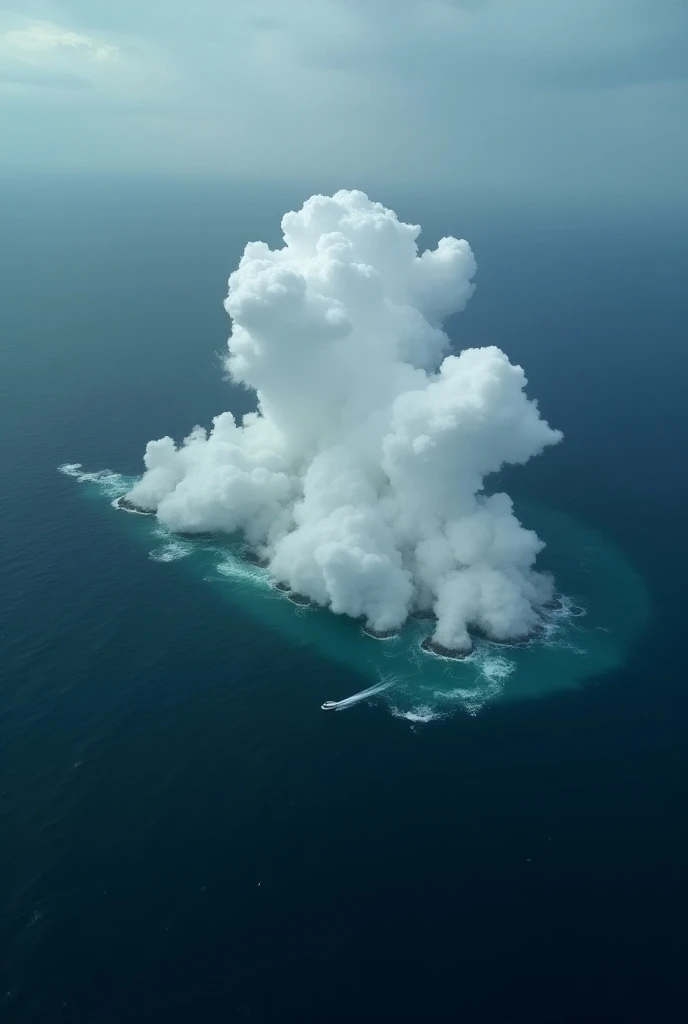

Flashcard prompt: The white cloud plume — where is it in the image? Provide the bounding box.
[127,190,562,651]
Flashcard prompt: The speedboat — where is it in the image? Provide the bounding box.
[321,700,338,711]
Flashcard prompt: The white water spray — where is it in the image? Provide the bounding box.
[321,677,394,711]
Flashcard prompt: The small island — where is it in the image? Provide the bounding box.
[287,592,312,606]
[411,608,436,621]
[274,581,291,592]
[420,637,472,659]
[116,495,155,515]
[361,626,399,640]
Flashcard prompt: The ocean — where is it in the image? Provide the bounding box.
[1,176,687,1022]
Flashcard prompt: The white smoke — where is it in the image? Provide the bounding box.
[126,190,562,651]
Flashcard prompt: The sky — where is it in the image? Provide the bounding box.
[1,0,687,203]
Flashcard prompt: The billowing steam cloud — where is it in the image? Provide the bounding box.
[126,190,562,651]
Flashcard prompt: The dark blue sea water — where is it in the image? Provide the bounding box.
[2,177,687,1022]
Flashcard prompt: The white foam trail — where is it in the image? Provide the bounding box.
[58,463,130,498]
[478,655,515,682]
[440,678,505,716]
[149,541,193,563]
[538,595,588,654]
[215,553,271,585]
[59,462,88,478]
[392,704,444,723]
[323,677,393,711]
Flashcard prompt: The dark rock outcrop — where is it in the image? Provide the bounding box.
[411,609,436,621]
[274,581,291,592]
[287,592,311,606]
[362,626,399,640]
[116,495,155,515]
[420,637,472,659]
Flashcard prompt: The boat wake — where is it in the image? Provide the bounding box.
[321,677,394,711]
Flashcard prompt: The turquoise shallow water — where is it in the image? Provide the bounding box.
[60,463,651,719]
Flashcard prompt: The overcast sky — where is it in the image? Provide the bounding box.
[1,0,686,203]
